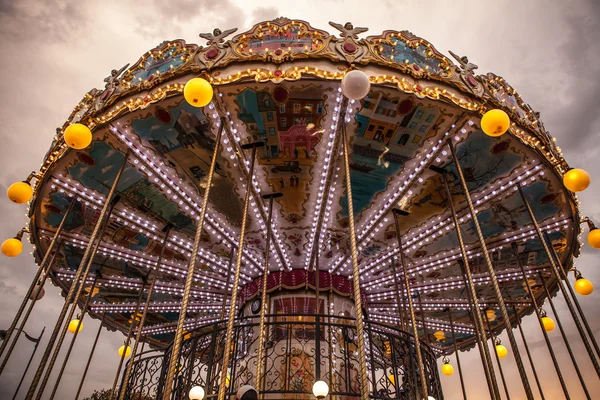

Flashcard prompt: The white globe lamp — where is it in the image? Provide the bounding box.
[312,380,329,399]
[189,386,205,400]
[341,70,371,100]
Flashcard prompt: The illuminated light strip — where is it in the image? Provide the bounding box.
[367,266,549,300]
[358,162,545,276]
[362,215,569,287]
[303,88,347,270]
[51,176,250,284]
[330,120,473,274]
[142,317,219,335]
[369,313,475,334]
[110,120,263,272]
[54,270,227,301]
[45,230,233,290]
[214,94,290,272]
[90,301,224,313]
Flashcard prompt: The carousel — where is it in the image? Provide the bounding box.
[0,17,598,400]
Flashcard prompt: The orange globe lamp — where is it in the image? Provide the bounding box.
[68,319,83,333]
[587,228,600,249]
[183,78,213,107]
[7,182,33,204]
[2,238,23,257]
[563,168,590,192]
[481,109,510,137]
[118,345,132,358]
[541,316,555,332]
[495,344,508,358]
[574,277,594,296]
[441,362,454,376]
[64,123,93,150]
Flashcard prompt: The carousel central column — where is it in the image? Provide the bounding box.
[340,121,370,400]
[255,192,282,394]
[163,119,226,399]
[216,141,263,400]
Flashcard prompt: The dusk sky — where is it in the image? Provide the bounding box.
[0,0,599,398]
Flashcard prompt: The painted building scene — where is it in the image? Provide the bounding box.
[236,87,326,216]
[240,25,321,54]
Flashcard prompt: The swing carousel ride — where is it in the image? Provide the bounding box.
[2,17,599,400]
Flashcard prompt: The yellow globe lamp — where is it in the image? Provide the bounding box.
[68,319,83,333]
[7,182,33,204]
[481,109,510,137]
[433,330,445,341]
[574,277,594,296]
[2,237,23,257]
[563,168,590,192]
[64,123,93,150]
[118,345,132,358]
[541,316,555,332]
[183,78,213,108]
[495,344,508,359]
[441,362,454,376]
[587,228,600,249]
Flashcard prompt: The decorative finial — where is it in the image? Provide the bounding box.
[328,21,368,39]
[448,50,478,73]
[199,27,238,45]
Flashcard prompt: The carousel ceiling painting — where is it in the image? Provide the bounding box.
[2,17,599,400]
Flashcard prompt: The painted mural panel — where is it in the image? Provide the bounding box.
[235,87,327,218]
[238,24,323,56]
[130,100,244,226]
[379,40,443,74]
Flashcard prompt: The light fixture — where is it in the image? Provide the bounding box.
[2,237,23,257]
[183,78,213,107]
[68,318,83,333]
[118,345,132,358]
[7,181,33,204]
[573,270,594,296]
[64,123,92,149]
[189,386,205,400]
[341,70,370,100]
[481,109,510,137]
[563,168,590,192]
[312,380,329,399]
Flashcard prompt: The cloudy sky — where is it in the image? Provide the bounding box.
[0,0,599,398]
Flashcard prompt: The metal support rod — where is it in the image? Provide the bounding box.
[539,272,592,399]
[220,250,235,320]
[390,258,406,332]
[74,313,105,400]
[340,122,369,400]
[392,209,428,399]
[26,150,129,400]
[314,236,322,381]
[49,273,100,400]
[119,225,173,400]
[485,313,510,400]
[437,167,499,399]
[517,185,600,377]
[255,192,281,393]
[111,285,146,399]
[448,309,467,400]
[216,141,263,400]
[512,307,545,400]
[0,198,75,365]
[417,292,429,344]
[543,231,600,360]
[511,242,570,399]
[448,140,533,399]
[11,327,45,400]
[164,119,226,400]
[0,244,61,374]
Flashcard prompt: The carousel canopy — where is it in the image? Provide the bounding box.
[27,17,579,352]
